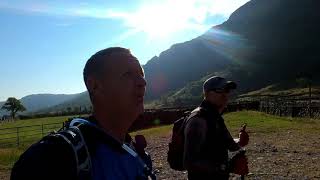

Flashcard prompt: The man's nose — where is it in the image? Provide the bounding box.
[136,75,147,88]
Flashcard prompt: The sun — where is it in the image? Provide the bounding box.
[131,4,185,39]
[106,0,238,41]
[121,1,207,40]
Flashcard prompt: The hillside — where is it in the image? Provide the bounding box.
[144,0,320,101]
[237,85,320,101]
[35,91,91,114]
[146,77,320,109]
[20,94,81,112]
[143,39,233,100]
[218,0,320,86]
[0,94,80,116]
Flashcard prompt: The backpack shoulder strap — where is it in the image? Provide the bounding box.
[51,123,92,179]
[197,106,219,140]
[185,107,204,124]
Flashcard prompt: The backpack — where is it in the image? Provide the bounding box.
[167,110,199,171]
[11,118,93,180]
[48,118,93,179]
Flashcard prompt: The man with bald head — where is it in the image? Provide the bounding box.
[11,47,150,180]
[83,47,146,142]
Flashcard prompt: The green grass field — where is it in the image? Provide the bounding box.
[239,85,320,97]
[224,111,320,134]
[0,116,74,129]
[0,116,75,170]
[0,116,74,149]
[132,111,320,138]
[1,111,319,173]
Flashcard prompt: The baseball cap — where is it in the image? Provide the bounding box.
[203,76,237,92]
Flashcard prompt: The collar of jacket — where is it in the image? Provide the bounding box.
[199,100,222,117]
[78,116,126,153]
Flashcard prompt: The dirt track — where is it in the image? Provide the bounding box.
[146,130,320,180]
[0,166,9,180]
[1,129,320,180]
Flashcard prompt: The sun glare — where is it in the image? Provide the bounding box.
[121,1,209,40]
[134,6,182,39]
[104,0,251,42]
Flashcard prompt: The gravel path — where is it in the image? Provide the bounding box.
[144,130,320,180]
[1,129,319,180]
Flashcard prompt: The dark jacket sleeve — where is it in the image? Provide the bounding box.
[220,120,241,152]
[11,137,77,180]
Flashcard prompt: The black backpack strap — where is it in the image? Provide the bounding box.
[184,107,202,127]
[51,124,92,179]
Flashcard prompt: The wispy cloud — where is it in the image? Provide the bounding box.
[0,0,249,19]
[0,1,111,18]
[54,23,73,27]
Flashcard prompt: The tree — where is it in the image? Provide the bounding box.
[67,107,72,114]
[1,97,26,119]
[73,106,80,114]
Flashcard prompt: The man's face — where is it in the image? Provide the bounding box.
[206,89,230,110]
[98,51,146,119]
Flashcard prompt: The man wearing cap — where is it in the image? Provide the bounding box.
[183,76,248,180]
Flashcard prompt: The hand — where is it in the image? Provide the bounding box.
[238,124,249,147]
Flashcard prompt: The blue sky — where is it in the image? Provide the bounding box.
[0,0,249,101]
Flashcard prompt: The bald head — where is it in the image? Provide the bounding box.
[83,47,131,85]
[83,47,132,100]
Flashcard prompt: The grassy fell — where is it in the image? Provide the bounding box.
[224,111,320,134]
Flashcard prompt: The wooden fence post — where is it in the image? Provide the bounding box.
[16,127,20,147]
[41,124,44,137]
[309,84,312,118]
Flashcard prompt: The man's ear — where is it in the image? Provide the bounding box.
[204,91,210,98]
[86,76,100,95]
